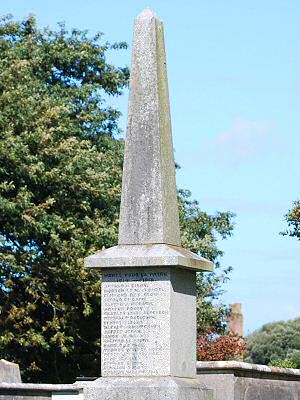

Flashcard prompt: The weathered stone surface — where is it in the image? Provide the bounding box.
[118,8,181,246]
[0,360,21,383]
[85,243,213,271]
[84,377,213,400]
[197,361,300,377]
[101,267,197,378]
[197,361,300,400]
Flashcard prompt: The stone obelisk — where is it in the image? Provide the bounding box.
[85,8,213,400]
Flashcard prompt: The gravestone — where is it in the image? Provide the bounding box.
[84,8,213,400]
[0,359,21,383]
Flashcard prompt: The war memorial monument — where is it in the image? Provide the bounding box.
[84,7,213,400]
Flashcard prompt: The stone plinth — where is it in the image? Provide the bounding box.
[101,267,197,378]
[84,377,213,400]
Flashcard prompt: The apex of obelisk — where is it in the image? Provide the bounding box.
[136,8,161,21]
[118,7,181,246]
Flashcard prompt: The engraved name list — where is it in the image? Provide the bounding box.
[101,268,171,376]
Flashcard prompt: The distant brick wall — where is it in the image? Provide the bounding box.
[228,303,244,337]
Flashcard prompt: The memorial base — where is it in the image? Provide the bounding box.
[101,267,198,378]
[83,377,213,400]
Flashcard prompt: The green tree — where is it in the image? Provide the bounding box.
[0,14,128,383]
[0,15,234,383]
[282,201,300,240]
[245,318,300,367]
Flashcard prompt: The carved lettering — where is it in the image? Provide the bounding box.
[101,268,170,376]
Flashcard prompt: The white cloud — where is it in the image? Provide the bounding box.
[216,117,274,161]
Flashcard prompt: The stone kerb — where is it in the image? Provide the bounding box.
[0,382,84,399]
[196,361,300,400]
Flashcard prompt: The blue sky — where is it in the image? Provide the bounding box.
[2,0,300,334]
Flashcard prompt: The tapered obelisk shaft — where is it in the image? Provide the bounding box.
[118,8,181,246]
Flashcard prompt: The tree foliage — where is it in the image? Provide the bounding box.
[282,200,300,240]
[0,14,128,383]
[270,359,298,369]
[245,318,300,368]
[0,15,234,383]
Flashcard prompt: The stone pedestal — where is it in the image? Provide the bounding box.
[101,267,196,378]
[84,377,213,400]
